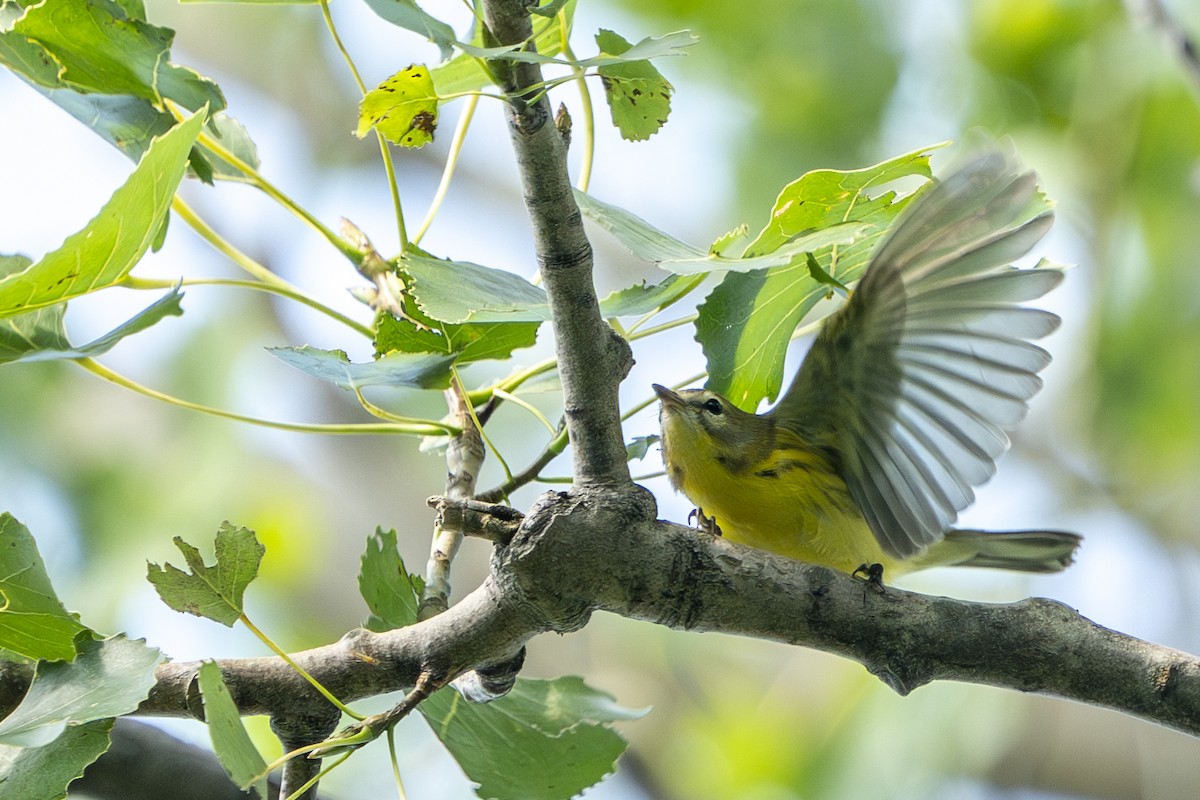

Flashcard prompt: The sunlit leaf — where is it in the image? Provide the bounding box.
[268,346,455,390]
[0,636,162,748]
[598,275,701,318]
[699,145,943,410]
[0,0,223,111]
[0,110,203,318]
[375,311,540,364]
[575,189,867,273]
[742,142,944,256]
[146,523,263,628]
[357,64,438,148]
[0,514,87,662]
[421,677,647,800]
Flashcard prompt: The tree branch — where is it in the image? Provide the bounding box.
[480,0,634,487]
[44,494,1186,738]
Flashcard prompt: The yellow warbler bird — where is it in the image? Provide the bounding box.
[655,151,1080,580]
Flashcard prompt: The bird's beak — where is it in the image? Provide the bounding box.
[652,384,684,409]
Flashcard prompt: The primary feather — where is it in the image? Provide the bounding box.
[768,149,1061,559]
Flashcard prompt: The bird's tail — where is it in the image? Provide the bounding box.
[924,529,1082,573]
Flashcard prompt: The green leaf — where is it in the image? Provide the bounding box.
[357,64,438,148]
[25,85,173,163]
[710,224,749,256]
[597,274,701,318]
[181,0,316,4]
[698,145,945,410]
[0,283,184,365]
[0,719,113,800]
[268,346,455,391]
[626,435,659,461]
[375,311,540,364]
[358,528,423,632]
[458,32,695,69]
[0,0,224,111]
[529,0,571,17]
[0,514,87,662]
[742,142,945,256]
[400,252,551,323]
[575,189,867,273]
[359,0,456,62]
[197,661,268,799]
[421,677,647,800]
[195,111,262,182]
[586,30,697,65]
[575,190,706,262]
[430,3,574,96]
[146,523,263,627]
[0,110,204,318]
[0,635,162,748]
[595,29,673,141]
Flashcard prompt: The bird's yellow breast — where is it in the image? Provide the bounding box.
[661,412,905,575]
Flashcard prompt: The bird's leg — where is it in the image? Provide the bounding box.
[852,562,886,593]
[687,508,723,537]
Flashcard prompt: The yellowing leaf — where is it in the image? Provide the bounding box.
[357,65,438,148]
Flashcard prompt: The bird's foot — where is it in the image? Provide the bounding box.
[688,508,723,538]
[852,562,886,594]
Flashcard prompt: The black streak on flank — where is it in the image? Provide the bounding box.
[755,460,809,479]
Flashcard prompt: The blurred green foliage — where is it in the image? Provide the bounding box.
[3,0,1200,797]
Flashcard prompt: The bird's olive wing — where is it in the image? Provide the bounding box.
[768,149,1062,558]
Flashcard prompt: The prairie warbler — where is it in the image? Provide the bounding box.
[655,151,1080,580]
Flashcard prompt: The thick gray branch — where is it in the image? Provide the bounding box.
[101,489,1200,738]
[481,0,633,487]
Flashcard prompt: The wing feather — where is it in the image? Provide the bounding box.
[768,149,1060,558]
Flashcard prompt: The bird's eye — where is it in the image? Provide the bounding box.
[703,398,723,415]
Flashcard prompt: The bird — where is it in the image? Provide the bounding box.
[654,149,1081,581]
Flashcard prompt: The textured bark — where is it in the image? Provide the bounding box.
[56,495,1186,738]
[481,0,634,488]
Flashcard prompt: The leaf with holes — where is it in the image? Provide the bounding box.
[357,64,438,148]
[595,29,673,141]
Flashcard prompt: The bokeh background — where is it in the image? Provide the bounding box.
[3,0,1200,797]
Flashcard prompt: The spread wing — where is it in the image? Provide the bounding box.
[768,150,1062,558]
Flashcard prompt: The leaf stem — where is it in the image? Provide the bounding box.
[121,275,372,340]
[413,93,480,245]
[75,358,455,436]
[317,0,409,248]
[386,727,410,800]
[627,313,698,341]
[455,367,514,486]
[491,387,557,435]
[168,103,359,262]
[353,387,457,431]
[475,420,568,503]
[560,38,596,192]
[240,613,364,721]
